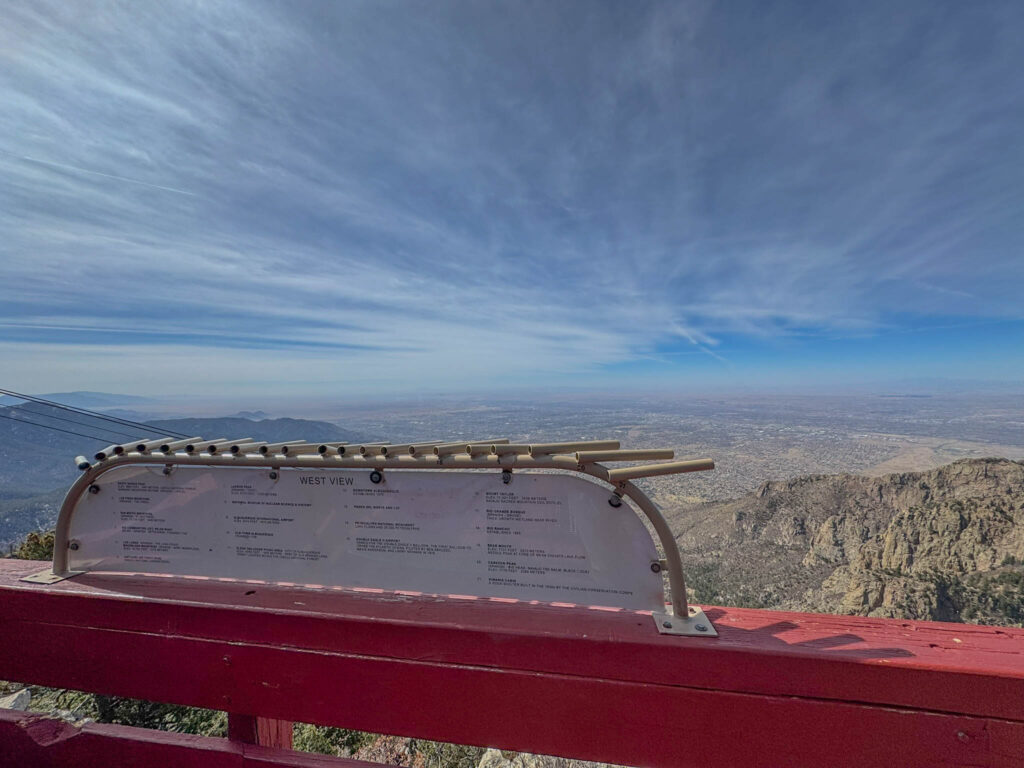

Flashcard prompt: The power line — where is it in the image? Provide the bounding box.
[6,404,145,440]
[0,410,114,442]
[0,388,188,438]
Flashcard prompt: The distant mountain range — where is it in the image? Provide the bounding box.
[0,402,370,546]
[671,458,1024,626]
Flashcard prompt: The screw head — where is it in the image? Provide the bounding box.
[695,624,708,632]
[268,471,278,480]
[501,470,512,484]
[370,470,383,484]
[87,484,100,495]
[650,562,662,573]
[68,540,80,551]
[608,495,623,508]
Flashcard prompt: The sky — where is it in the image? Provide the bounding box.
[2,0,1023,398]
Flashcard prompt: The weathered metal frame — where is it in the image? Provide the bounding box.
[39,451,713,633]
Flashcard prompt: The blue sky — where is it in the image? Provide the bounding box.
[2,1,1022,397]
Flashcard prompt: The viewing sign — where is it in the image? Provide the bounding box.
[66,465,665,610]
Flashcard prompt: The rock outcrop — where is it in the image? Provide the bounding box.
[671,459,1024,624]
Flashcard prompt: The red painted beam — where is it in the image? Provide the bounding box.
[1,560,1022,767]
[0,709,380,768]
[227,714,293,750]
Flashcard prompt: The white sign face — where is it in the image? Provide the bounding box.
[67,466,665,610]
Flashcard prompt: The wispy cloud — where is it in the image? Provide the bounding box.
[1,0,1023,394]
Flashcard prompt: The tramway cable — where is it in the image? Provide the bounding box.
[0,411,117,442]
[0,388,187,438]
[4,404,145,440]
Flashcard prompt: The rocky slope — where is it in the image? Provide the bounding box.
[669,458,1024,624]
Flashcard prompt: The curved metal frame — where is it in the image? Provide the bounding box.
[51,452,692,618]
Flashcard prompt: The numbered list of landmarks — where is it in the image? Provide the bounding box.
[68,466,664,610]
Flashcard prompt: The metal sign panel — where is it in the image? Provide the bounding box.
[66,465,665,610]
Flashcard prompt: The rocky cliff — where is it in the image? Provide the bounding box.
[670,458,1024,624]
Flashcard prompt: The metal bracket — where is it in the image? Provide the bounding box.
[653,607,718,637]
[20,568,80,585]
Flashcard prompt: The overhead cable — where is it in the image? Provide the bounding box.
[0,388,187,438]
[0,410,116,442]
[6,404,144,440]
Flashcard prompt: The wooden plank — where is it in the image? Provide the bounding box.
[0,709,382,768]
[1,618,1022,767]
[0,560,1021,722]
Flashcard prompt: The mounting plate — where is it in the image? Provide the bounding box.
[653,607,718,637]
[20,569,79,585]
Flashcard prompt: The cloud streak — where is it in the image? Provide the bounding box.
[1,0,1023,394]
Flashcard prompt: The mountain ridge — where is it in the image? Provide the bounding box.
[671,458,1024,624]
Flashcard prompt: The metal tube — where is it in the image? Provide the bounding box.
[48,450,696,617]
[576,449,675,463]
[383,441,442,456]
[317,442,348,454]
[94,444,124,461]
[260,441,297,455]
[529,440,620,455]
[186,438,225,454]
[409,442,444,456]
[135,437,176,454]
[115,439,147,455]
[433,442,470,456]
[230,441,263,455]
[74,456,91,471]
[283,444,322,456]
[205,439,241,455]
[380,443,435,456]
[605,458,715,483]
[492,444,533,455]
[159,437,203,454]
[618,479,690,618]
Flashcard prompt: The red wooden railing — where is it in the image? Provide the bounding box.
[0,557,1022,767]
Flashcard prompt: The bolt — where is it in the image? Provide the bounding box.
[370,470,383,484]
[695,624,708,632]
[162,465,173,476]
[88,484,100,495]
[608,495,622,508]
[650,562,662,573]
[269,471,278,480]
[68,540,80,551]
[501,470,512,484]
[662,621,673,629]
